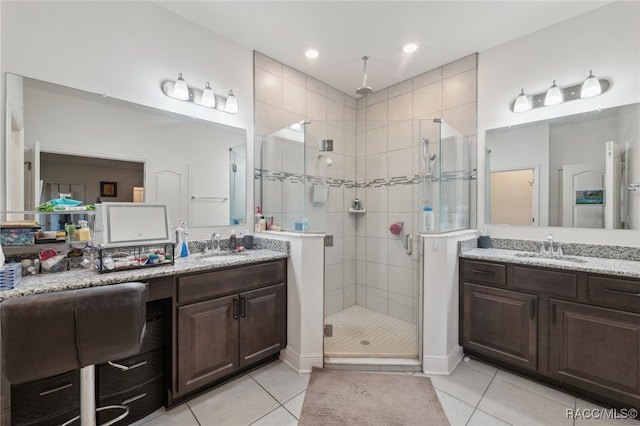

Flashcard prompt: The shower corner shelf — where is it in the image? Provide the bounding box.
[348,208,367,214]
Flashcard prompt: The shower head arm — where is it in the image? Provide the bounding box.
[361,56,369,87]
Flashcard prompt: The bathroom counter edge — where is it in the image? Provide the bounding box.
[460,248,640,279]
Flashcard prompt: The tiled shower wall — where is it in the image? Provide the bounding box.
[254,51,477,323]
[254,51,359,317]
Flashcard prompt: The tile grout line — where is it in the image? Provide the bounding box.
[247,373,306,423]
[464,366,498,426]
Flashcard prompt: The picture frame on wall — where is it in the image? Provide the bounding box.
[100,181,118,198]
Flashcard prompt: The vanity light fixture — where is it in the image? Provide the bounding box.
[161,74,238,114]
[580,70,602,98]
[513,89,531,113]
[172,73,189,100]
[544,80,563,106]
[200,82,215,108]
[511,71,610,113]
[225,90,238,114]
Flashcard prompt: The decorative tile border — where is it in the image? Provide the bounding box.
[254,169,476,189]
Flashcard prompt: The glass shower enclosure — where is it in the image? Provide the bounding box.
[254,118,473,368]
[419,119,473,233]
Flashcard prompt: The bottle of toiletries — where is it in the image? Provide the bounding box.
[353,198,361,210]
[175,227,184,258]
[423,206,434,232]
[229,230,237,250]
[65,223,75,242]
[259,217,267,232]
[181,222,190,257]
[255,207,263,232]
[76,220,91,241]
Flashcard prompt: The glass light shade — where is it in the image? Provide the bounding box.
[201,82,215,107]
[544,80,563,106]
[580,71,602,98]
[513,89,531,112]
[225,90,238,113]
[173,73,189,100]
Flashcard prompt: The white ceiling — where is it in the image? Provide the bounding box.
[155,1,611,98]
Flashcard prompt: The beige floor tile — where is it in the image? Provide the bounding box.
[575,399,640,426]
[250,406,298,426]
[427,363,494,407]
[283,390,306,420]
[434,389,475,426]
[467,409,512,426]
[461,356,499,377]
[249,360,310,403]
[494,369,575,408]
[139,404,199,426]
[479,378,573,426]
[188,375,280,426]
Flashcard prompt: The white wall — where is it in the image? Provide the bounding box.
[0,1,254,237]
[478,1,640,246]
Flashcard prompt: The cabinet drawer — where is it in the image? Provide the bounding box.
[462,260,506,286]
[513,266,577,298]
[11,369,79,425]
[98,349,163,398]
[588,275,640,313]
[147,276,174,301]
[97,376,164,426]
[178,260,286,304]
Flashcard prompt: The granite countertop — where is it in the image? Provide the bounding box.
[0,248,288,302]
[460,248,640,279]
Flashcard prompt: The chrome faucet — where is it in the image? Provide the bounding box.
[541,234,562,255]
[211,233,221,253]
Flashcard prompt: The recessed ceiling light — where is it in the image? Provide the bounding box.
[402,42,419,53]
[304,48,319,59]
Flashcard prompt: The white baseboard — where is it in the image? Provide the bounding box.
[422,346,464,375]
[280,347,322,373]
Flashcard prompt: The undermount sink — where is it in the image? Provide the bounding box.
[513,252,588,264]
[198,251,247,261]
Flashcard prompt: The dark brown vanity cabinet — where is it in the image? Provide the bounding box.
[175,260,286,397]
[462,283,538,370]
[549,299,640,409]
[460,258,640,410]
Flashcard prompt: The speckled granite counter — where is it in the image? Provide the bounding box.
[461,248,640,279]
[0,247,288,302]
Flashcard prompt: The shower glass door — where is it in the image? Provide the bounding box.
[323,116,421,366]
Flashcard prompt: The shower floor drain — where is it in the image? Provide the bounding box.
[360,340,370,346]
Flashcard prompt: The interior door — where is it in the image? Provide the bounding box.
[145,162,189,231]
[24,141,41,211]
[561,164,604,228]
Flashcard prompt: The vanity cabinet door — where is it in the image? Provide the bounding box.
[462,283,538,370]
[239,283,286,368]
[549,299,640,409]
[177,295,239,395]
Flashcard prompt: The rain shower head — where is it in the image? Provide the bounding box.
[356,56,373,96]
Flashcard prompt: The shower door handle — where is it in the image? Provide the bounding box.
[405,234,413,256]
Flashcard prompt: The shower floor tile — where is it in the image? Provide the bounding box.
[324,305,418,358]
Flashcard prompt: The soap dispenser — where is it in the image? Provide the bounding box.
[175,222,189,258]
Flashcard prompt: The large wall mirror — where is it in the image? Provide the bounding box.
[485,102,639,230]
[4,73,247,231]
